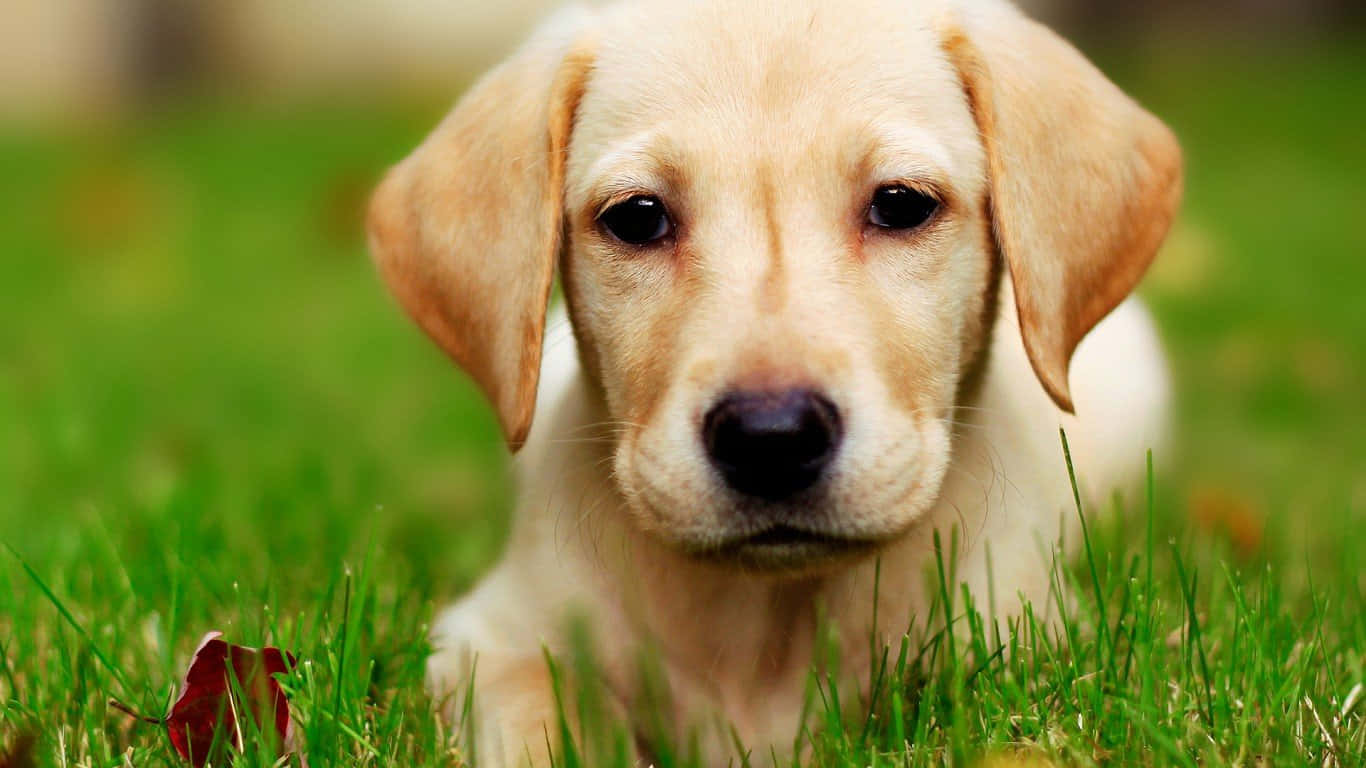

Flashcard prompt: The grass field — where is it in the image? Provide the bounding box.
[1,36,1364,767]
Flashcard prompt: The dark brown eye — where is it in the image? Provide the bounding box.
[599,195,672,245]
[868,185,939,230]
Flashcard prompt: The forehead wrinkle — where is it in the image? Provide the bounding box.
[860,125,959,189]
[570,129,683,212]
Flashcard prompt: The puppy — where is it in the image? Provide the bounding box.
[368,0,1181,764]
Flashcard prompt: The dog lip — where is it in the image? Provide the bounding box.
[698,524,886,568]
[740,525,861,547]
[693,522,885,571]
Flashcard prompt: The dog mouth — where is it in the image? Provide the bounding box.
[704,525,884,569]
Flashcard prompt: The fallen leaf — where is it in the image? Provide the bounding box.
[165,632,296,767]
[113,632,297,767]
[0,731,36,768]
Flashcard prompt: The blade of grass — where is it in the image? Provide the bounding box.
[4,540,135,698]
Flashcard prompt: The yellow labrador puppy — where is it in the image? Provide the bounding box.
[368,0,1181,764]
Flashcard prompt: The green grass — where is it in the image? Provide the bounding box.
[1,37,1364,767]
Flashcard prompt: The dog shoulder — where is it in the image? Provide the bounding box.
[981,288,1171,502]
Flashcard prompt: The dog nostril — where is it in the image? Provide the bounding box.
[702,389,843,501]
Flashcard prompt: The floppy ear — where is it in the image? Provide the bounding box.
[942,1,1183,411]
[367,14,595,450]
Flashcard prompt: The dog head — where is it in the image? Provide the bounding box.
[368,0,1182,569]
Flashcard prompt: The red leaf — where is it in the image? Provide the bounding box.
[0,731,37,768]
[164,632,296,767]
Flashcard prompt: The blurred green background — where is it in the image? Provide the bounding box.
[0,1,1363,756]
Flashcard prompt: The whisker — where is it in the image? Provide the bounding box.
[544,436,624,446]
[560,418,644,434]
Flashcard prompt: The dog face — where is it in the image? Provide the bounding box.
[368,0,1181,569]
[561,2,992,564]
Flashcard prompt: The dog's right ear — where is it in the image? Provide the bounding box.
[368,12,596,451]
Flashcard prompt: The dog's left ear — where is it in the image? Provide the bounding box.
[941,0,1183,412]
[367,13,595,450]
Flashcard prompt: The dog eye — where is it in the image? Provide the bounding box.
[599,195,672,245]
[868,185,939,230]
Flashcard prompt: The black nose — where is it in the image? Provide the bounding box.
[702,389,842,501]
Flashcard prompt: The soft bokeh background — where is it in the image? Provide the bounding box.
[3,0,1364,590]
[0,2,1363,755]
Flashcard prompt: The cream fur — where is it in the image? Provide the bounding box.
[368,1,1182,765]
